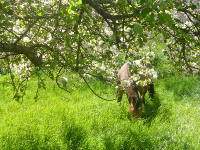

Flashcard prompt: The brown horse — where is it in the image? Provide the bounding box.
[116,63,154,118]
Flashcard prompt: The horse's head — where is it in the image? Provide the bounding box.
[125,86,142,117]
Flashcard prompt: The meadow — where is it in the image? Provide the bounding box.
[0,74,200,150]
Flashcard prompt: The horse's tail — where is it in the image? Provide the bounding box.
[148,83,155,99]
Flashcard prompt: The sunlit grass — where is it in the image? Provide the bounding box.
[0,75,200,149]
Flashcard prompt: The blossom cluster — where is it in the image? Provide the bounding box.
[129,52,158,87]
[11,59,31,80]
[162,44,200,75]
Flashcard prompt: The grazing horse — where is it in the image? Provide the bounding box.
[116,62,155,118]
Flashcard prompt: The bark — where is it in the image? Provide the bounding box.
[0,42,43,67]
[83,0,135,21]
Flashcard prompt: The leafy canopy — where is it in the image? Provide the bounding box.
[0,0,199,100]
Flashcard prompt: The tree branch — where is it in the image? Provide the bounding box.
[0,42,43,67]
[74,8,84,71]
[79,73,116,101]
[83,0,135,21]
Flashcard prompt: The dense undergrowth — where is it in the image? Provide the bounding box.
[0,75,200,150]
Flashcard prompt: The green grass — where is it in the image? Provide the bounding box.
[0,75,200,150]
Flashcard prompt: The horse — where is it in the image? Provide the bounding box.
[116,62,155,118]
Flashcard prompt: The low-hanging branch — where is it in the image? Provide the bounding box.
[0,42,43,67]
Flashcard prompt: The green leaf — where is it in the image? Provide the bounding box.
[138,38,144,47]
[140,0,147,5]
[37,12,43,16]
[71,6,77,11]
[132,24,143,34]
[141,8,150,17]
[67,5,77,14]
[158,13,173,26]
[146,14,155,27]
[60,8,66,17]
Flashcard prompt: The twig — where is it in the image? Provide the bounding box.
[79,73,116,101]
[55,66,71,93]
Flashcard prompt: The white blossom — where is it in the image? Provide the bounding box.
[165,10,171,14]
[104,27,113,36]
[23,37,30,42]
[185,21,193,27]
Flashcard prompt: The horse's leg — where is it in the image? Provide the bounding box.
[140,86,147,104]
[148,83,155,99]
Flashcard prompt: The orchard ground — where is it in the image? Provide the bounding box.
[0,75,200,150]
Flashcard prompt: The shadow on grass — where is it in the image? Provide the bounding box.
[163,76,200,101]
[117,93,161,123]
[62,116,87,150]
[103,130,154,150]
[0,129,60,150]
[142,94,161,125]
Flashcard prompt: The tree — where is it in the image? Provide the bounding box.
[0,0,199,100]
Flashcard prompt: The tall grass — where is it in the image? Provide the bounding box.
[0,75,200,150]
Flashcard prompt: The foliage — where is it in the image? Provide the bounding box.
[0,0,199,98]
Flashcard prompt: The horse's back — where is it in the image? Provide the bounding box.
[118,63,131,83]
